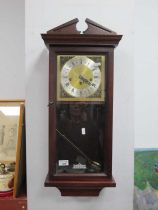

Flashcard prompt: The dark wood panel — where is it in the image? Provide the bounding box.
[0,195,27,210]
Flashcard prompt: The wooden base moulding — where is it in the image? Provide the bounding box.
[45,174,116,196]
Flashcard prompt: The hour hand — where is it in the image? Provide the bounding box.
[79,75,91,86]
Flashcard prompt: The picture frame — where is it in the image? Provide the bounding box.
[0,100,26,197]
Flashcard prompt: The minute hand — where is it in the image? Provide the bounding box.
[79,75,92,86]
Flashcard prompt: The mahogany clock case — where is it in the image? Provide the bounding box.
[41,18,122,196]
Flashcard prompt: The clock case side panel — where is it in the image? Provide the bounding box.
[104,51,114,177]
[48,48,57,177]
[45,45,116,195]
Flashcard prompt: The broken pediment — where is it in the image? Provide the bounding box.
[46,18,117,35]
[42,18,122,47]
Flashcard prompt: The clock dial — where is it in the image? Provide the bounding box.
[61,56,101,98]
[57,55,105,101]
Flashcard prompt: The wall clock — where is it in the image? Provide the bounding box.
[41,18,122,196]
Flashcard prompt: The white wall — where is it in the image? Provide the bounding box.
[25,1,134,210]
[0,0,25,99]
[134,0,158,148]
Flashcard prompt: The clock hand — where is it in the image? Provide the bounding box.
[79,75,91,86]
[56,129,101,172]
[79,75,97,88]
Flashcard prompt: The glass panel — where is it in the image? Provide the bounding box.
[56,103,105,174]
[0,104,20,162]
